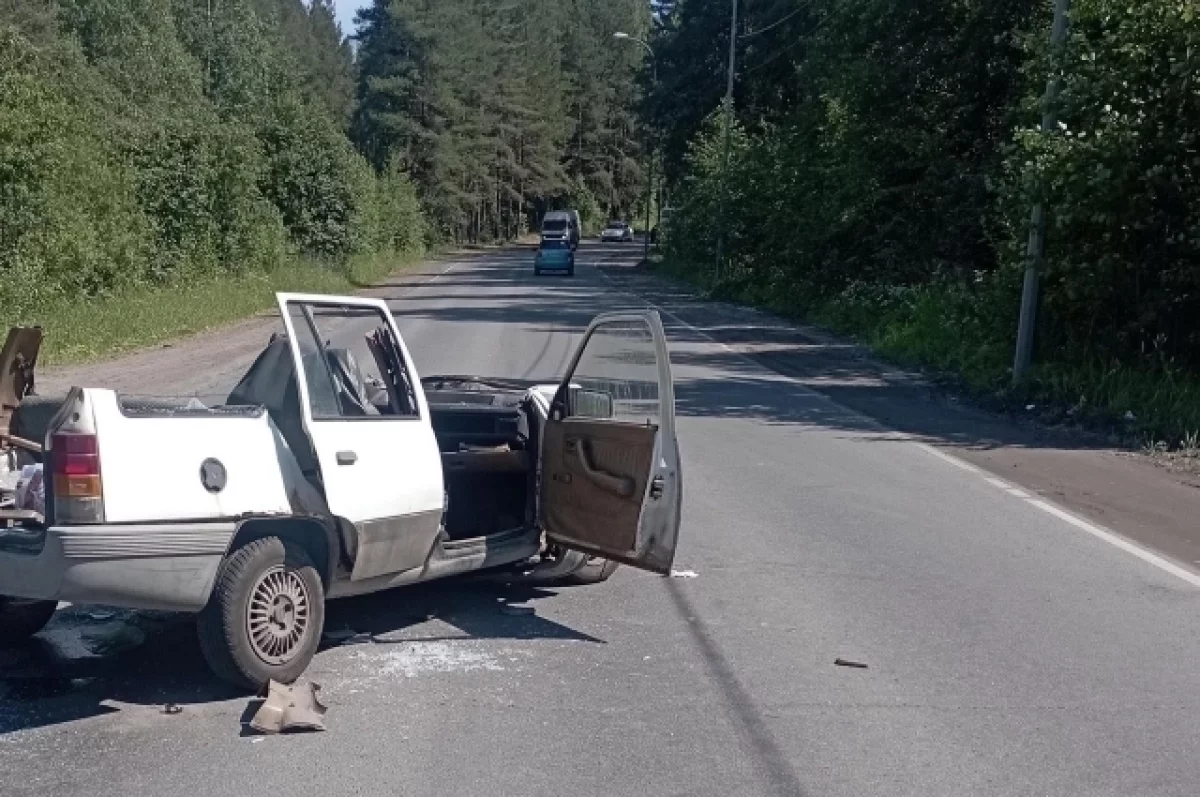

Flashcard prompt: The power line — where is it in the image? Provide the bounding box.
[739,2,810,39]
[742,16,829,75]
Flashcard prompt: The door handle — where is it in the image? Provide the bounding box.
[336,450,358,466]
[571,439,634,498]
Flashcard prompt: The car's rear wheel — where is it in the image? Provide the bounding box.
[197,536,324,691]
[0,596,57,644]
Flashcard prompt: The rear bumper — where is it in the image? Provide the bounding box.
[0,521,236,612]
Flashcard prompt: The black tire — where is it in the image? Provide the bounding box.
[0,596,57,644]
[567,266,575,277]
[197,536,324,691]
[563,556,619,585]
[534,268,542,276]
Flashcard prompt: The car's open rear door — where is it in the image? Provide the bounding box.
[539,311,682,574]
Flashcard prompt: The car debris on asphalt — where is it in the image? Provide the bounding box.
[670,569,699,579]
[834,658,868,669]
[249,680,327,735]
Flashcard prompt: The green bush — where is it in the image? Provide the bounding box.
[1,1,425,331]
[0,29,150,311]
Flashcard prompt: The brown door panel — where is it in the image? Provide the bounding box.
[542,418,657,556]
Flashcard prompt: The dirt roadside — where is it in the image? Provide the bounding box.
[33,255,468,399]
[599,261,1200,575]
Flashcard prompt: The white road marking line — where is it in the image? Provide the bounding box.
[981,475,1031,498]
[915,442,981,473]
[427,260,459,282]
[593,265,1200,589]
[1028,499,1200,588]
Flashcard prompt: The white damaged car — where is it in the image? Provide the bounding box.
[0,294,682,689]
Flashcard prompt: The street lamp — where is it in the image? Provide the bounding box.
[613,32,656,82]
[614,31,656,264]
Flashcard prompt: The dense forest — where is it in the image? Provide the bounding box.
[651,0,1200,436]
[1,0,423,320]
[352,0,651,240]
[0,0,651,322]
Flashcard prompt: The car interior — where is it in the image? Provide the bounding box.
[224,332,539,544]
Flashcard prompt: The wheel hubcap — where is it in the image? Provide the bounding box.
[246,566,310,665]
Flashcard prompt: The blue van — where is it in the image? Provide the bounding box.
[534,238,575,276]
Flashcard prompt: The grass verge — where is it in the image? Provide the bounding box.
[9,251,422,366]
[652,256,1200,448]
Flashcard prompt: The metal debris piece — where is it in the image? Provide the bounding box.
[162,703,182,715]
[499,604,535,616]
[249,680,327,734]
[834,658,868,669]
[670,569,699,579]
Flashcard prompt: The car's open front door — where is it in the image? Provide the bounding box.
[540,311,682,574]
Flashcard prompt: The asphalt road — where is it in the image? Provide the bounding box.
[4,242,1200,796]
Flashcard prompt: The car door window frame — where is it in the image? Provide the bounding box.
[287,299,422,423]
[549,312,674,433]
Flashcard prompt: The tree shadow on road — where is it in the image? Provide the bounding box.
[591,262,1116,454]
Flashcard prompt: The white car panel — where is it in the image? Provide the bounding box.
[91,390,295,523]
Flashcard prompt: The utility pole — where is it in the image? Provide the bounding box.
[644,151,654,263]
[1012,0,1072,384]
[643,58,658,265]
[713,0,738,287]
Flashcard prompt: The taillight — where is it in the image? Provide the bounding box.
[48,391,104,524]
